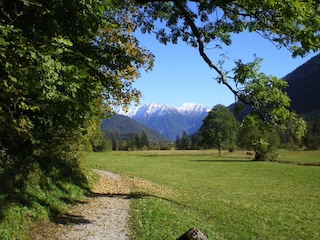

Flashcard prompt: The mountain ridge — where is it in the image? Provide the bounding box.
[101,114,167,141]
[284,54,320,114]
[118,102,210,140]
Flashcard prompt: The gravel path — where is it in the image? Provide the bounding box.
[33,169,131,240]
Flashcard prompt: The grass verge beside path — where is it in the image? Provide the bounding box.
[85,150,320,239]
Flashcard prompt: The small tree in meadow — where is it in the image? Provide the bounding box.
[238,119,280,161]
[198,105,238,155]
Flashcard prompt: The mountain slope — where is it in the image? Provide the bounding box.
[100,114,167,141]
[229,53,320,121]
[178,103,210,134]
[118,103,210,140]
[284,54,320,114]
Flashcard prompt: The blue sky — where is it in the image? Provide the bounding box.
[132,30,318,109]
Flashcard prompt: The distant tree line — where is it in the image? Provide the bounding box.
[86,130,173,152]
[175,105,320,160]
[86,106,320,159]
[87,106,320,157]
[113,131,149,151]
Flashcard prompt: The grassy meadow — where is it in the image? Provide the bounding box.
[85,150,320,239]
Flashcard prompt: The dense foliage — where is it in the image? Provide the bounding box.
[238,123,280,161]
[0,0,153,235]
[198,105,238,155]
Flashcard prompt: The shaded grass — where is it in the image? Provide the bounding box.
[0,160,97,240]
[85,150,320,239]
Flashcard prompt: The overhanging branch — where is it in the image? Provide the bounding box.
[173,0,247,103]
[135,0,275,126]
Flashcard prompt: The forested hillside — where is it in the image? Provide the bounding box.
[285,54,320,114]
[101,114,167,141]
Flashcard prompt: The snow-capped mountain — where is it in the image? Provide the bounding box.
[177,103,211,134]
[118,102,210,140]
[177,102,210,115]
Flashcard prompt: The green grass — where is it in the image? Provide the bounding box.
[276,149,320,165]
[85,150,320,239]
[0,161,96,240]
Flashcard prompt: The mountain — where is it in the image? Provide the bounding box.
[177,103,211,134]
[284,54,320,114]
[229,54,320,121]
[118,102,210,140]
[100,114,167,141]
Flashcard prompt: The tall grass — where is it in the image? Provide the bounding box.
[85,150,320,239]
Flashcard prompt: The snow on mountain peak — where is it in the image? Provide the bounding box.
[117,102,210,140]
[145,102,177,116]
[118,102,210,118]
[177,102,210,115]
[118,102,177,118]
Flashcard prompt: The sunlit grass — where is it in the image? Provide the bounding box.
[277,149,320,163]
[85,150,320,239]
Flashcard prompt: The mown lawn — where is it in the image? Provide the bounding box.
[84,150,320,239]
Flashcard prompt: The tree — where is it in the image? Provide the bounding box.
[0,0,153,202]
[175,135,182,150]
[89,130,111,152]
[181,130,190,150]
[112,137,118,151]
[190,134,199,150]
[140,131,150,150]
[128,133,139,151]
[175,131,190,150]
[198,104,238,155]
[134,0,319,138]
[238,121,280,161]
[304,118,320,150]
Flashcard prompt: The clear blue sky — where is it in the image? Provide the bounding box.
[132,30,318,109]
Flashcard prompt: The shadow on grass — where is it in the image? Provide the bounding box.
[191,159,320,166]
[52,191,186,226]
[272,160,320,166]
[91,191,186,207]
[190,159,254,163]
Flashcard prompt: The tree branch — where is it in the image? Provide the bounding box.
[135,0,277,126]
[172,1,248,104]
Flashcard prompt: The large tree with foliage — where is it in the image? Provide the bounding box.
[238,120,280,161]
[134,0,319,138]
[0,0,153,202]
[198,104,238,155]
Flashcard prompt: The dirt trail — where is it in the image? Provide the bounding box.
[33,169,131,240]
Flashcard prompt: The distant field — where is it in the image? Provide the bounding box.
[84,150,320,239]
[276,149,320,164]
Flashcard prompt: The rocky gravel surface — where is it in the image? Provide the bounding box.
[33,169,132,240]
